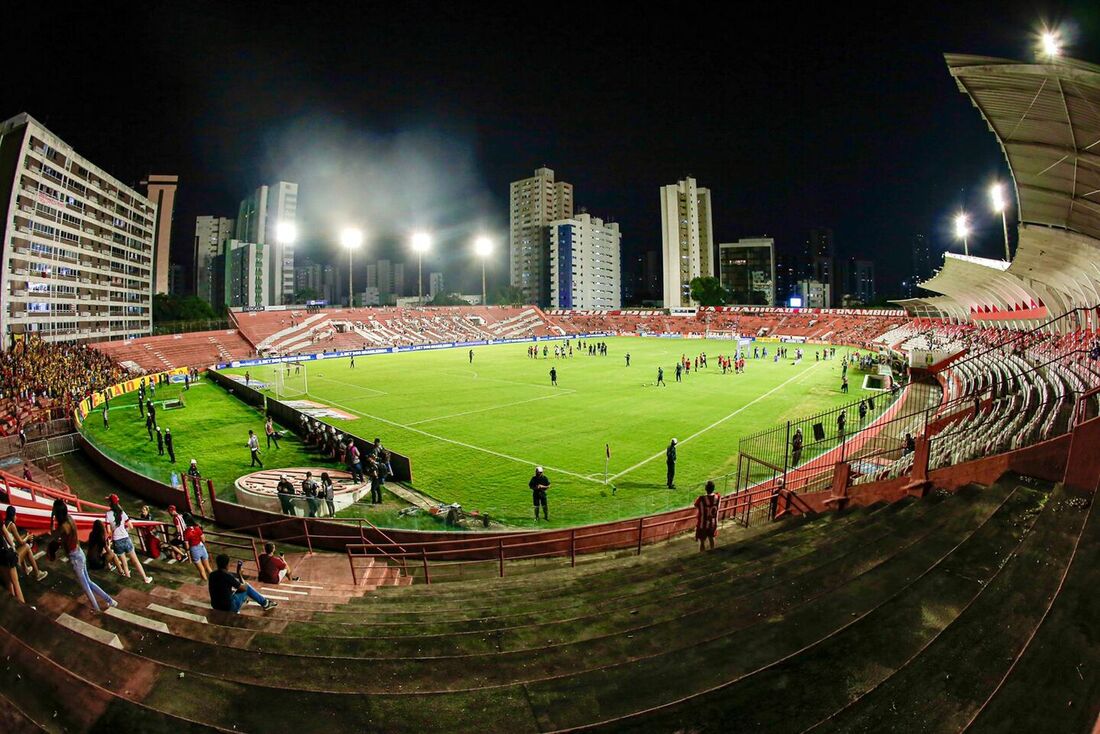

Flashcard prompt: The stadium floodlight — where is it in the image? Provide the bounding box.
[410,231,432,306]
[990,183,1011,261]
[954,213,971,256]
[1041,30,1062,58]
[474,236,493,305]
[341,227,364,308]
[275,220,298,244]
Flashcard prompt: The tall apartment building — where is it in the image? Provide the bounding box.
[140,174,178,295]
[193,215,234,303]
[235,181,297,305]
[804,227,836,306]
[509,167,573,306]
[294,259,339,304]
[223,240,268,308]
[429,272,444,299]
[660,177,714,307]
[549,213,622,310]
[718,238,776,306]
[0,113,154,345]
[841,257,876,306]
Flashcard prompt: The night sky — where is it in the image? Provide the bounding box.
[3,2,1098,300]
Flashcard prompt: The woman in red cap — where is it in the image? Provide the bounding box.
[104,494,153,583]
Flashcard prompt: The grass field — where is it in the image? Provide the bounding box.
[209,336,884,528]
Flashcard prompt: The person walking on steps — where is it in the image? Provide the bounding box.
[666,438,678,488]
[44,500,116,613]
[694,480,721,552]
[529,466,550,521]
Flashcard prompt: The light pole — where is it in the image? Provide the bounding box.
[411,231,431,306]
[275,221,297,303]
[341,227,363,307]
[990,183,1010,261]
[474,236,492,305]
[954,213,970,256]
[1040,30,1062,59]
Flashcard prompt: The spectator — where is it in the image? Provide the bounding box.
[257,542,299,585]
[208,554,277,613]
[265,416,280,449]
[276,474,297,515]
[45,500,117,613]
[182,513,213,581]
[164,505,189,563]
[85,519,124,575]
[3,507,47,581]
[320,472,336,516]
[0,517,25,604]
[693,480,721,552]
[104,494,153,583]
[302,471,321,518]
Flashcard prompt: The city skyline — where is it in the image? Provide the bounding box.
[3,4,1097,304]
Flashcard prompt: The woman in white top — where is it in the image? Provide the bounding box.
[104,494,153,584]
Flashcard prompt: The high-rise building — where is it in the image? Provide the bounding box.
[548,213,621,310]
[804,227,836,305]
[429,272,444,299]
[223,240,268,308]
[235,181,298,305]
[796,279,831,309]
[660,177,714,307]
[167,264,186,297]
[840,257,876,306]
[193,216,234,303]
[140,174,178,295]
[774,251,799,305]
[0,113,155,345]
[718,238,776,306]
[509,167,573,306]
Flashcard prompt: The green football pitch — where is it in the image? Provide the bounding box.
[214,337,879,527]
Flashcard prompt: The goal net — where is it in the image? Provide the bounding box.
[271,362,309,399]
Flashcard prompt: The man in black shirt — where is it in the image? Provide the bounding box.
[301,471,321,518]
[529,466,550,521]
[549,367,557,386]
[276,474,296,515]
[666,438,678,488]
[164,428,176,463]
[208,554,277,613]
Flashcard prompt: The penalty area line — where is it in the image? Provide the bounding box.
[317,396,605,486]
[607,361,826,482]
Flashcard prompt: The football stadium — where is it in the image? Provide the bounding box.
[0,29,1099,734]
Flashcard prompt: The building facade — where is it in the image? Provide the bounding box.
[796,279,831,309]
[429,271,444,299]
[718,238,775,306]
[193,215,234,303]
[804,227,836,306]
[660,177,714,307]
[509,167,573,306]
[235,181,298,305]
[841,257,876,306]
[140,174,178,295]
[549,213,621,310]
[223,240,268,308]
[0,113,155,345]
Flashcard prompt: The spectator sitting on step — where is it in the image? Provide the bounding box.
[3,507,47,581]
[85,519,124,575]
[165,505,189,562]
[208,554,277,613]
[257,542,300,585]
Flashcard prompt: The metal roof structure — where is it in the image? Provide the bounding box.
[894,53,1100,330]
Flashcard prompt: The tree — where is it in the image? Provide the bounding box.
[429,291,469,306]
[295,287,321,303]
[488,285,527,306]
[152,294,217,323]
[689,276,729,307]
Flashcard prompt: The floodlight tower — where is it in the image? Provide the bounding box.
[411,231,432,306]
[341,227,363,307]
[474,236,493,305]
[990,183,1011,261]
[1040,30,1062,59]
[954,213,970,257]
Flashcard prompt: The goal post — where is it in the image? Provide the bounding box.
[271,362,308,400]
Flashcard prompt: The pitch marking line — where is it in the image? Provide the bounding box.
[406,389,576,426]
[442,369,564,392]
[608,361,826,482]
[317,396,605,485]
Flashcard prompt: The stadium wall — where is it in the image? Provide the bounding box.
[78,434,190,512]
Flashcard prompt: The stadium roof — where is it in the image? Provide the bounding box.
[946,53,1100,243]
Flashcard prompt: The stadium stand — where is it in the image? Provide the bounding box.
[90,329,254,371]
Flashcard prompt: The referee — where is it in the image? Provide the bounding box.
[529,466,550,522]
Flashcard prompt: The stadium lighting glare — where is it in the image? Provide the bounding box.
[991,183,1012,261]
[340,227,363,249]
[410,231,432,305]
[474,236,493,304]
[989,183,1006,213]
[1041,30,1062,58]
[275,220,297,244]
[954,213,971,256]
[341,227,364,308]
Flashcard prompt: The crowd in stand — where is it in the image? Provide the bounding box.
[0,337,133,436]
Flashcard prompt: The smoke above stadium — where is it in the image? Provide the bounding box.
[266,114,500,266]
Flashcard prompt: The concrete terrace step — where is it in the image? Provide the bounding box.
[55,613,123,649]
